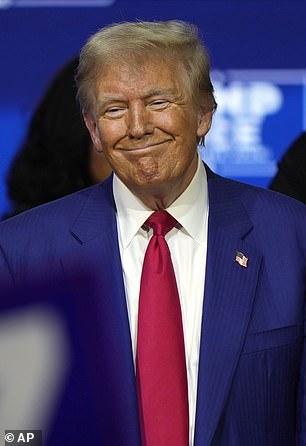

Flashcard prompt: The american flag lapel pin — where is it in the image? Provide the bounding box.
[235,251,248,268]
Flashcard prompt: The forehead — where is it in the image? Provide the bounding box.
[94,55,188,100]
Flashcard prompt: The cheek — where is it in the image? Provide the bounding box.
[98,121,125,147]
[162,112,198,141]
[160,114,184,135]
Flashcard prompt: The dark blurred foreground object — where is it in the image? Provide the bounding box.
[4,58,111,218]
[0,266,136,445]
[269,132,306,204]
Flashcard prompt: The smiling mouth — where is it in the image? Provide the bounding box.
[118,141,171,152]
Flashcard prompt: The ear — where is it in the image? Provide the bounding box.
[197,108,213,140]
[83,112,103,152]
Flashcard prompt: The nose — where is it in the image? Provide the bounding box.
[127,102,153,139]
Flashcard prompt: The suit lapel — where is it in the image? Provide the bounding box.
[194,169,263,446]
[61,177,141,445]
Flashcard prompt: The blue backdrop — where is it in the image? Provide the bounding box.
[1,0,306,215]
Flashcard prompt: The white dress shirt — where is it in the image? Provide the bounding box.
[113,154,209,446]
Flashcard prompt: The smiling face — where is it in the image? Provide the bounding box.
[84,55,212,209]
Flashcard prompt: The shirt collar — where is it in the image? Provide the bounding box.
[113,153,208,249]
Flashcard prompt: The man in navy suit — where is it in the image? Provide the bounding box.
[0,21,305,446]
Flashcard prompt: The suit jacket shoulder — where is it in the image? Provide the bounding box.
[0,176,117,286]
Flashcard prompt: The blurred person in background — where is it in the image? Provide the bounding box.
[3,57,111,218]
[269,131,306,204]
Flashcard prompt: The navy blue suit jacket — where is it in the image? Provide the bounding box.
[0,166,305,446]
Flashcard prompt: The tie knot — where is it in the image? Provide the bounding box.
[145,210,177,236]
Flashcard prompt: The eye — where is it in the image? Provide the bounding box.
[149,99,170,110]
[103,107,127,118]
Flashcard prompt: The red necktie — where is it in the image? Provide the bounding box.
[136,210,189,446]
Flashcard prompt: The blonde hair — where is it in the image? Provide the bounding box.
[76,20,216,113]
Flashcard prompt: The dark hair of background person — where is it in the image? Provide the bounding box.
[3,57,111,219]
[269,132,306,204]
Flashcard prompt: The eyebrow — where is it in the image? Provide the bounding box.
[142,88,178,99]
[96,88,178,111]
